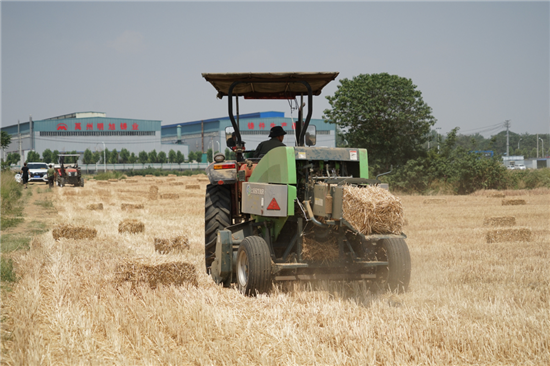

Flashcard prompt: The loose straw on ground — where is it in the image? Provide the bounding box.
[423,198,447,204]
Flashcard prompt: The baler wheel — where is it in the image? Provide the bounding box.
[204,184,231,273]
[375,238,411,293]
[236,236,272,296]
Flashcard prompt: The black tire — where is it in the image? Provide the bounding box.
[236,236,272,296]
[59,177,65,188]
[80,178,84,187]
[204,184,232,273]
[375,238,411,293]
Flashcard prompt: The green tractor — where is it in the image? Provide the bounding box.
[202,72,410,296]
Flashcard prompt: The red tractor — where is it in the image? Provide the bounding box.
[55,154,84,187]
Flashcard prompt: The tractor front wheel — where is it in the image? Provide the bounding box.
[204,184,231,273]
[59,178,65,188]
[236,236,272,296]
[374,238,411,293]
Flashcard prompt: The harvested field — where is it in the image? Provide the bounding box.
[62,190,78,196]
[486,227,532,243]
[52,224,97,240]
[86,203,104,210]
[118,219,145,234]
[185,184,200,190]
[2,179,549,366]
[423,198,447,204]
[160,193,179,199]
[483,216,516,226]
[502,198,526,205]
[121,203,144,210]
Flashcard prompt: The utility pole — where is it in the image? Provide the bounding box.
[18,120,22,166]
[540,137,545,158]
[436,127,441,152]
[537,134,539,158]
[504,120,510,157]
[518,138,522,150]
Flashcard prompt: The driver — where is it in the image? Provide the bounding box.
[253,126,286,158]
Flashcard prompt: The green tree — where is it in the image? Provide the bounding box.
[26,151,41,162]
[7,152,20,165]
[109,149,118,164]
[168,149,176,163]
[100,149,110,164]
[158,151,167,164]
[176,150,184,164]
[129,152,137,164]
[207,148,213,163]
[324,73,436,173]
[42,149,53,164]
[52,150,60,164]
[188,151,197,162]
[1,131,11,150]
[138,151,148,164]
[83,149,93,164]
[148,149,158,163]
[119,148,130,163]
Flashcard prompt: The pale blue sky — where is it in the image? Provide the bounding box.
[2,1,548,137]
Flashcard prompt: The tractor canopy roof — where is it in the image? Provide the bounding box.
[202,72,339,99]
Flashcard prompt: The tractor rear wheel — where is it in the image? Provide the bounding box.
[374,238,411,293]
[204,184,231,273]
[80,178,85,187]
[236,236,272,296]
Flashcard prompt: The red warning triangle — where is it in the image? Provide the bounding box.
[267,198,280,210]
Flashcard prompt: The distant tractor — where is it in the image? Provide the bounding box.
[202,72,411,296]
[55,154,84,187]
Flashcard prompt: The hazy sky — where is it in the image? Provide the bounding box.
[2,1,549,137]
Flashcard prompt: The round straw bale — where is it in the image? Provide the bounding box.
[160,193,179,199]
[483,216,516,227]
[502,199,526,206]
[121,203,144,210]
[343,185,404,235]
[486,228,531,243]
[423,198,447,204]
[185,184,200,190]
[87,203,104,210]
[118,219,145,234]
[52,224,97,241]
[114,258,197,289]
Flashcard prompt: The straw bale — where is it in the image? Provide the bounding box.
[160,193,179,199]
[125,179,138,183]
[502,199,526,206]
[121,203,144,210]
[52,224,97,241]
[168,174,177,177]
[63,191,78,196]
[423,198,447,204]
[170,182,184,186]
[114,258,197,289]
[488,192,505,198]
[155,180,164,184]
[186,184,200,190]
[342,185,404,235]
[149,185,159,200]
[154,235,190,254]
[96,181,110,185]
[302,236,339,262]
[486,228,532,243]
[483,216,516,227]
[87,203,104,210]
[166,178,175,182]
[118,219,145,234]
[94,189,112,196]
[108,179,119,183]
[197,178,209,183]
[145,174,154,177]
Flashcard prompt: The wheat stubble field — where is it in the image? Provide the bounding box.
[1,176,548,365]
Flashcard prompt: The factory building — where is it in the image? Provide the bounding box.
[2,110,335,164]
[162,111,336,154]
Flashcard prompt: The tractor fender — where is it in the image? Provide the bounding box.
[206,161,237,185]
